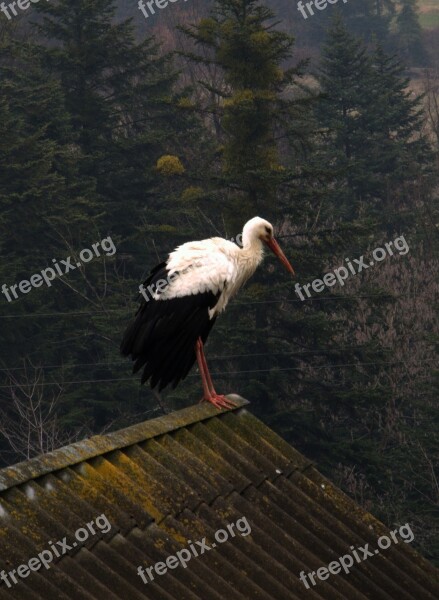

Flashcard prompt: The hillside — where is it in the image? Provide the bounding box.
[419,0,439,29]
[115,0,438,63]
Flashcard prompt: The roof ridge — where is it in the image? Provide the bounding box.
[0,394,249,492]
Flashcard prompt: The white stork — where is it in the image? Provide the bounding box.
[121,217,294,409]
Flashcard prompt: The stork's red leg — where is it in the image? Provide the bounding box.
[197,339,217,396]
[195,338,212,400]
[195,338,237,409]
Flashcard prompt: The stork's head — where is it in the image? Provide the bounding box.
[242,217,295,275]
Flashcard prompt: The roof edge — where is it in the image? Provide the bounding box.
[0,394,249,492]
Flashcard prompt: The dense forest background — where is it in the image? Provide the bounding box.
[0,0,438,564]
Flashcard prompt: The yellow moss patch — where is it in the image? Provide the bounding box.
[181,186,204,202]
[156,155,185,176]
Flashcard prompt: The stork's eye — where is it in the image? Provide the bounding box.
[265,226,272,235]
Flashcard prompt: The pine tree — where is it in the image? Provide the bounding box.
[345,0,396,42]
[0,35,99,457]
[0,36,77,318]
[179,0,313,210]
[366,44,433,226]
[33,0,190,241]
[0,2,196,441]
[315,15,374,220]
[179,0,366,429]
[395,0,428,66]
[316,17,433,224]
[303,0,397,50]
[17,0,210,426]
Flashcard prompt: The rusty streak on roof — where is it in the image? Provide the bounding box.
[0,394,438,599]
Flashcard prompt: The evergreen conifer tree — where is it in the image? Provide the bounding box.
[316,16,433,226]
[395,0,428,66]
[34,0,189,241]
[179,1,367,432]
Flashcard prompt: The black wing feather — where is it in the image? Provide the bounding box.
[121,262,220,391]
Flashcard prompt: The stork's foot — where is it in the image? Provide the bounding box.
[200,394,238,410]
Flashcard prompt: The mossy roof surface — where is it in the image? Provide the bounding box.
[0,395,437,599]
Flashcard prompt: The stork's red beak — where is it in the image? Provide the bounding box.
[265,238,295,275]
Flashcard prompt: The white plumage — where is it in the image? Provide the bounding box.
[121,217,294,408]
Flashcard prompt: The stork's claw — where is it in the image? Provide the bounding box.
[200,394,238,410]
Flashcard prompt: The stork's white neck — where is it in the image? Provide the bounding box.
[208,233,265,317]
[239,236,265,274]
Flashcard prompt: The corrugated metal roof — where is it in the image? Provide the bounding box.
[0,395,437,599]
